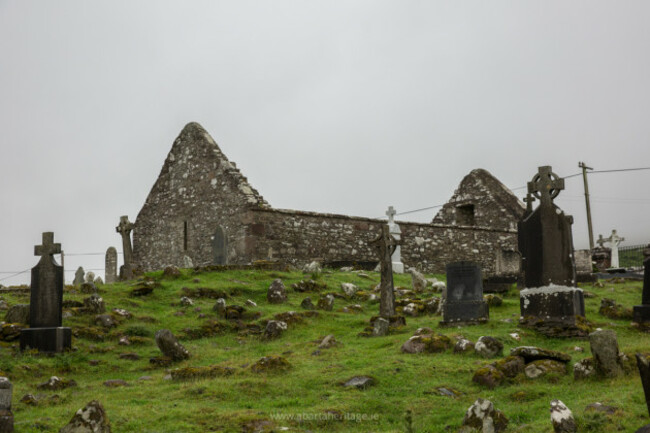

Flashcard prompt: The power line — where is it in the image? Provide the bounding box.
[0,269,30,282]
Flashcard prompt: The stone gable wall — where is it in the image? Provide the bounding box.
[133,123,268,271]
[433,169,525,231]
[242,208,519,275]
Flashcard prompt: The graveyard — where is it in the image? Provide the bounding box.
[0,264,649,432]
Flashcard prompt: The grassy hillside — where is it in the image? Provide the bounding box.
[2,268,650,432]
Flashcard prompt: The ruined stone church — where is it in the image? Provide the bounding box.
[132,122,525,275]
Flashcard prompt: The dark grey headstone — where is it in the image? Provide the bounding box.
[370,224,398,318]
[637,353,650,417]
[518,166,576,288]
[116,216,134,280]
[441,262,488,325]
[633,258,650,323]
[19,233,71,353]
[73,267,85,286]
[212,226,227,265]
[520,287,585,320]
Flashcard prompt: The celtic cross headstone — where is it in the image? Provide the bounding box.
[370,224,398,318]
[386,206,404,274]
[20,232,72,353]
[116,216,134,280]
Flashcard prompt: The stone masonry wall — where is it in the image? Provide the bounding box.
[242,208,519,275]
[133,123,269,271]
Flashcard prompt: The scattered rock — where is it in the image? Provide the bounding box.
[0,300,8,310]
[80,282,97,294]
[250,356,291,373]
[171,365,235,381]
[432,281,446,292]
[475,336,503,358]
[589,329,624,377]
[318,335,337,349]
[573,358,596,380]
[317,294,334,311]
[510,346,571,364]
[372,318,389,337]
[59,400,111,433]
[267,279,287,304]
[155,329,190,361]
[401,334,451,354]
[245,299,257,307]
[0,324,22,342]
[472,365,505,389]
[83,295,106,314]
[584,402,619,415]
[292,279,327,292]
[163,265,181,278]
[636,426,650,433]
[493,356,526,378]
[462,398,509,432]
[112,308,131,318]
[4,304,29,324]
[408,268,427,292]
[454,339,475,354]
[509,333,521,341]
[300,297,315,310]
[213,298,227,316]
[180,297,194,306]
[263,320,288,340]
[524,360,566,379]
[342,376,376,390]
[340,283,358,297]
[599,298,633,320]
[94,314,116,328]
[118,353,140,361]
[402,303,419,317]
[485,294,503,307]
[550,400,576,433]
[37,376,77,391]
[20,394,38,405]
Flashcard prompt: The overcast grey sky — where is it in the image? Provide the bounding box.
[1,1,649,285]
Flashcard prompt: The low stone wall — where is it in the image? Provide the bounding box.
[243,208,519,275]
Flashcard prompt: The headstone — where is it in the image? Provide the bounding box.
[59,400,110,433]
[370,224,398,318]
[589,329,624,377]
[440,261,488,326]
[155,329,190,361]
[73,267,85,286]
[267,279,287,304]
[0,377,13,433]
[636,353,650,417]
[600,229,625,269]
[20,232,72,353]
[116,215,135,280]
[386,206,404,274]
[632,257,650,325]
[104,247,117,284]
[84,271,95,284]
[517,167,586,337]
[574,249,596,282]
[518,166,576,287]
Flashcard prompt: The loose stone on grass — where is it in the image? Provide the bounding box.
[4,305,29,325]
[342,376,376,390]
[171,365,235,381]
[59,400,111,433]
[155,329,190,361]
[250,356,291,373]
[317,294,334,311]
[461,398,508,432]
[550,400,576,433]
[37,376,77,391]
[267,279,287,304]
[454,338,475,354]
[263,320,287,340]
[475,336,504,358]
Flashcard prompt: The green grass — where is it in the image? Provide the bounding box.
[2,268,650,432]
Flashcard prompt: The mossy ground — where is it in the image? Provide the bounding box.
[1,269,650,432]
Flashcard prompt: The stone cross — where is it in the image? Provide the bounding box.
[105,247,117,284]
[116,216,134,279]
[596,234,606,248]
[601,229,625,268]
[527,166,564,208]
[386,206,404,274]
[523,193,535,214]
[30,232,63,328]
[370,224,398,318]
[386,206,396,225]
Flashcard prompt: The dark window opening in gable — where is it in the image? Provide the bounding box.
[456,204,475,226]
[183,221,188,251]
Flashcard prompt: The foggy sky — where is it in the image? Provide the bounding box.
[1,1,649,285]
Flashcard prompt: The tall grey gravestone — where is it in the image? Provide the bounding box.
[370,224,398,318]
[73,266,84,286]
[20,232,72,353]
[633,257,650,326]
[386,206,404,274]
[105,247,117,284]
[0,377,12,433]
[441,261,488,326]
[116,216,134,280]
[517,167,586,337]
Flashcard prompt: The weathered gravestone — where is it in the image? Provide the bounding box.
[20,232,72,353]
[370,224,398,318]
[0,377,13,433]
[73,267,84,286]
[440,261,488,326]
[116,216,134,280]
[637,353,650,418]
[104,247,117,284]
[600,229,625,269]
[633,256,650,327]
[386,206,404,274]
[517,167,587,337]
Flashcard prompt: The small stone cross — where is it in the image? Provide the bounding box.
[116,215,135,279]
[34,232,61,262]
[523,193,536,213]
[597,234,606,248]
[528,166,564,208]
[386,206,396,225]
[116,216,134,236]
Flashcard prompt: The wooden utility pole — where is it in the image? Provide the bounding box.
[579,162,594,250]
